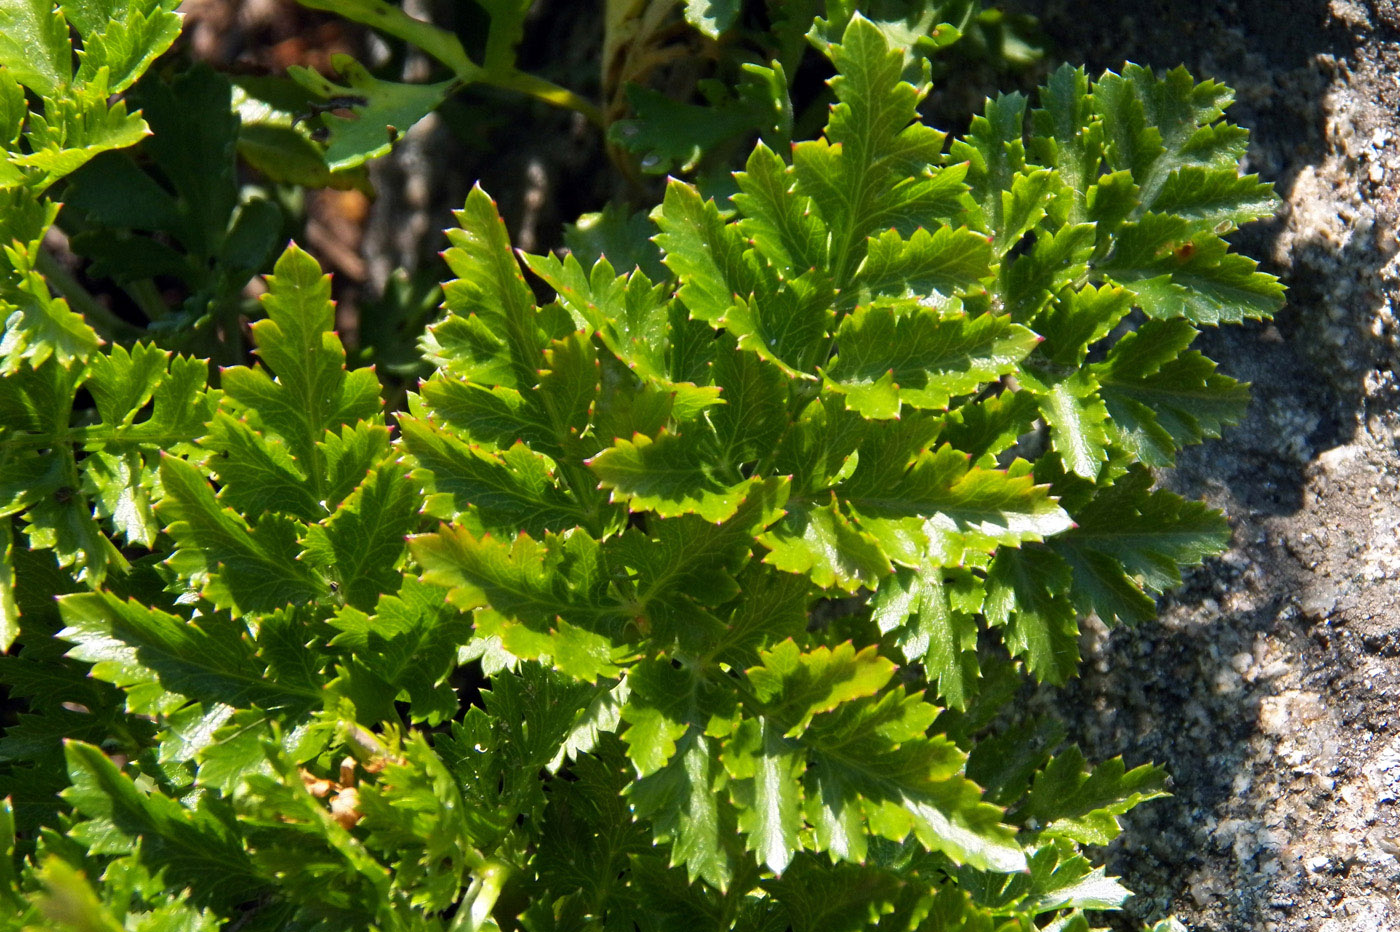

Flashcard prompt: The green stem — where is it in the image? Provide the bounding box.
[124,278,169,322]
[483,70,604,126]
[35,249,144,343]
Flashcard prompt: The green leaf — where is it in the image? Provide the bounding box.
[628,729,735,890]
[0,194,101,373]
[525,252,724,415]
[732,141,826,274]
[608,83,755,175]
[0,0,71,96]
[1,520,17,653]
[157,456,326,616]
[801,688,1026,872]
[1029,65,1102,223]
[411,526,626,681]
[289,54,454,171]
[683,0,740,37]
[300,460,419,611]
[328,578,472,725]
[711,340,790,467]
[1151,166,1278,233]
[1031,283,1133,367]
[63,740,269,908]
[589,429,761,523]
[609,480,787,649]
[29,856,125,932]
[400,418,584,536]
[763,857,910,932]
[1052,467,1229,626]
[723,716,803,873]
[69,0,182,94]
[985,546,1079,684]
[747,640,895,734]
[1033,369,1111,480]
[13,90,150,191]
[872,564,980,709]
[222,244,382,496]
[759,496,891,593]
[847,226,994,310]
[825,307,1038,417]
[1094,318,1251,465]
[796,15,954,283]
[1023,746,1168,845]
[1094,65,1245,207]
[653,179,752,326]
[845,444,1074,566]
[59,591,319,713]
[620,660,696,778]
[430,186,550,389]
[1095,214,1284,325]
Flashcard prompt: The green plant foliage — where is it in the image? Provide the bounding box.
[0,4,1283,931]
[60,65,285,351]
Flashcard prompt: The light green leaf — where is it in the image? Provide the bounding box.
[0,0,72,96]
[1094,64,1244,208]
[289,54,453,171]
[431,185,551,389]
[747,640,895,735]
[801,688,1026,872]
[723,716,803,874]
[1029,65,1102,222]
[795,15,953,283]
[758,496,891,593]
[400,417,583,536]
[825,307,1038,416]
[221,245,381,504]
[653,179,752,325]
[1151,166,1278,233]
[70,0,183,93]
[733,141,826,274]
[589,429,760,523]
[411,526,626,681]
[846,444,1074,565]
[0,520,16,653]
[30,857,125,932]
[683,0,740,37]
[627,729,735,890]
[1034,369,1111,480]
[847,226,994,311]
[0,195,101,373]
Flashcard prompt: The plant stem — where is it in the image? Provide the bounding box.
[484,71,604,126]
[125,278,170,322]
